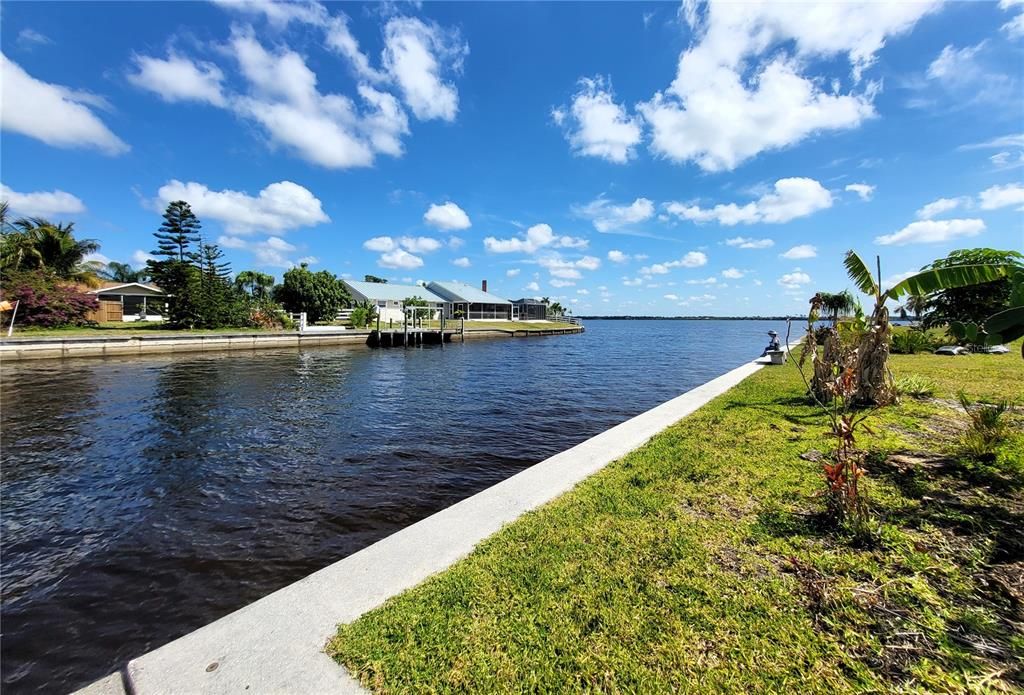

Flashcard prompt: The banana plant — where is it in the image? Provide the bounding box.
[844,251,1012,312]
[842,250,1013,404]
[984,268,1024,358]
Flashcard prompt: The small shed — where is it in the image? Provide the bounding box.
[87,282,166,322]
[426,280,512,320]
[342,280,447,324]
[511,298,547,321]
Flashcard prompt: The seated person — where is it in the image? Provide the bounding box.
[761,330,781,356]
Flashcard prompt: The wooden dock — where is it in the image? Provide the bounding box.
[369,328,458,347]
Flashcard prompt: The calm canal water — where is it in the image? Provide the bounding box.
[1,319,787,693]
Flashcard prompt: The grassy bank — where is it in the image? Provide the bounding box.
[412,320,578,332]
[329,349,1023,693]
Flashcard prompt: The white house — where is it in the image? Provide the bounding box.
[426,280,512,320]
[87,282,167,322]
[342,280,448,324]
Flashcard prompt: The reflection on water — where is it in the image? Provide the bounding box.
[0,319,785,693]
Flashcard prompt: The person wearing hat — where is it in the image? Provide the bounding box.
[761,330,781,357]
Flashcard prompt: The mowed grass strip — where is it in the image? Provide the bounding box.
[328,350,1024,693]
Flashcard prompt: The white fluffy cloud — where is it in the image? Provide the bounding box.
[484,224,587,254]
[978,183,1024,210]
[132,250,156,265]
[875,218,986,246]
[725,236,774,249]
[127,53,226,106]
[721,267,745,279]
[780,244,818,259]
[640,251,708,275]
[916,196,967,219]
[217,234,301,268]
[778,271,812,290]
[363,236,396,252]
[538,255,602,281]
[379,248,424,269]
[155,179,329,234]
[398,236,442,253]
[524,281,540,292]
[1002,0,1024,38]
[845,183,875,201]
[423,201,471,230]
[574,197,655,232]
[607,250,630,263]
[133,5,468,169]
[665,178,832,226]
[557,76,642,163]
[452,256,471,268]
[1,53,128,154]
[227,30,407,169]
[363,235,442,255]
[383,17,466,122]
[1,184,86,218]
[634,3,934,172]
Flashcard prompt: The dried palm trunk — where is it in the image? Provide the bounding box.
[853,309,896,405]
[810,327,843,402]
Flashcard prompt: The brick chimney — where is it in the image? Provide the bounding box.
[481,279,488,293]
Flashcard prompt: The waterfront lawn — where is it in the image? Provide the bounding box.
[329,348,1023,693]
[414,320,579,332]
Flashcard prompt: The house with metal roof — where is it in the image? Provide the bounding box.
[342,280,447,324]
[426,280,512,320]
[510,297,547,321]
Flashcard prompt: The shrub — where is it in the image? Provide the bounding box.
[349,301,378,328]
[958,392,1013,460]
[891,328,933,354]
[895,375,937,398]
[0,270,98,328]
[246,299,290,329]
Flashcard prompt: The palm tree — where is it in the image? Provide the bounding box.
[234,270,275,299]
[5,218,102,286]
[99,261,149,283]
[817,290,856,325]
[843,250,1011,404]
[896,293,929,323]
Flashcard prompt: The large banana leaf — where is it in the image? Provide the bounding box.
[887,264,1012,299]
[985,306,1024,343]
[843,251,878,297]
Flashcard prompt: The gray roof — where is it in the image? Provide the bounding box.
[511,297,546,305]
[426,281,511,305]
[343,280,446,303]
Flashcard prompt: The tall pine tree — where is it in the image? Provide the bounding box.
[147,201,203,328]
[196,240,238,327]
[153,201,201,262]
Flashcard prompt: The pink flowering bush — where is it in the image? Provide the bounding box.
[1,270,99,328]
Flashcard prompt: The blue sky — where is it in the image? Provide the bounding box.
[1,0,1022,316]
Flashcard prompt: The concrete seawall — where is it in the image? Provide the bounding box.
[0,331,370,361]
[0,326,584,362]
[75,349,785,695]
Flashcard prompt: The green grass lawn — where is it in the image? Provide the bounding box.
[329,348,1023,693]
[411,320,579,332]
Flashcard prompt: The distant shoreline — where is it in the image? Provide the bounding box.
[577,316,803,321]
